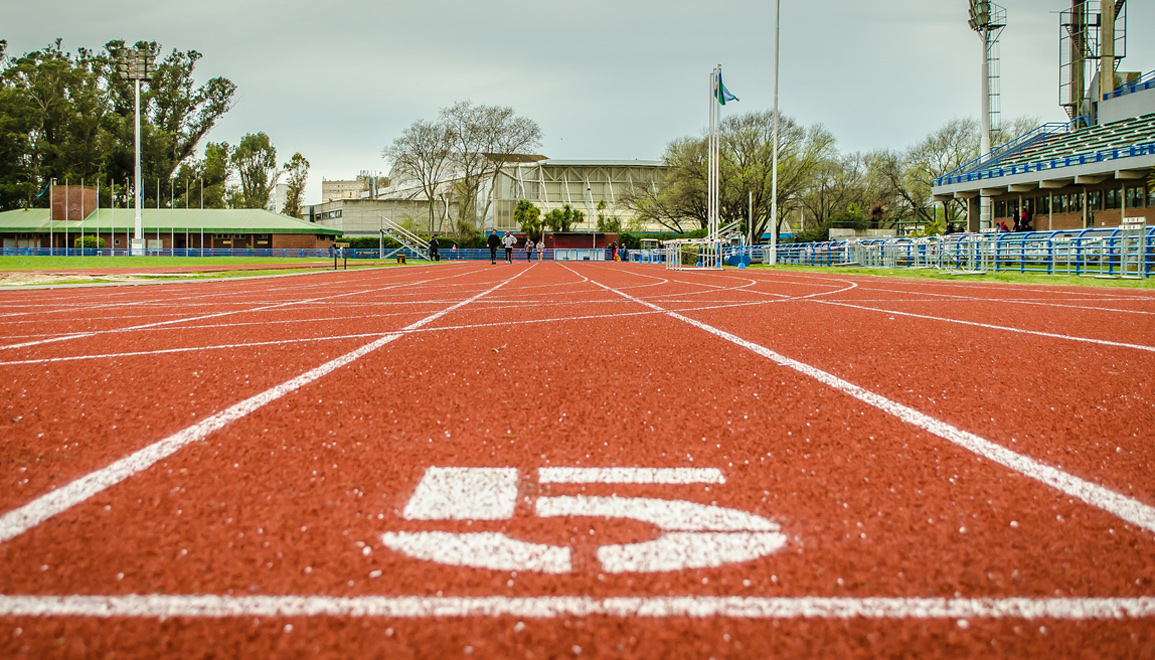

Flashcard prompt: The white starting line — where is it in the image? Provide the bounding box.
[0,594,1152,621]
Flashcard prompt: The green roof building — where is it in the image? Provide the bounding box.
[1,193,341,250]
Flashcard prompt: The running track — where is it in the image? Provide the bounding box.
[1,262,1153,658]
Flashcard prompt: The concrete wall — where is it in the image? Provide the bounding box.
[1098,86,1155,125]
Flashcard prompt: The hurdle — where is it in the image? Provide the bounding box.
[663,238,723,271]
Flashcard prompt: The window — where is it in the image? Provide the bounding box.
[1125,185,1146,209]
[1036,195,1049,215]
[1069,192,1083,213]
[1105,188,1121,209]
[1054,194,1067,214]
[994,200,1007,217]
[1087,190,1103,211]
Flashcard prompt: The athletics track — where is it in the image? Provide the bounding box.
[0,261,1153,658]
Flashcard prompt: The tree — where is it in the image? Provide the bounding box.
[280,152,309,217]
[103,40,237,185]
[384,119,452,234]
[513,199,542,239]
[627,111,835,240]
[543,204,583,232]
[230,132,278,209]
[439,101,541,231]
[595,199,622,232]
[0,38,237,211]
[174,140,231,209]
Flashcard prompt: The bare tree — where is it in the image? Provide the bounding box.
[384,119,451,235]
[440,101,541,231]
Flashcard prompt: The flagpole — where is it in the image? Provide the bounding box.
[769,0,781,266]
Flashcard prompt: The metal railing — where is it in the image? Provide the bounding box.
[940,122,1071,182]
[1105,69,1155,100]
[749,226,1152,278]
[380,219,430,260]
[934,141,1155,187]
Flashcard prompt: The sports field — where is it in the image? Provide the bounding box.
[1,261,1153,657]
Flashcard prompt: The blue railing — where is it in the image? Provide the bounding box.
[939,122,1071,182]
[737,227,1153,278]
[1105,69,1155,100]
[934,141,1155,187]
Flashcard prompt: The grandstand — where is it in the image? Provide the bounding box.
[933,0,1154,233]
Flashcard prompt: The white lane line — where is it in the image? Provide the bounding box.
[0,333,393,366]
[0,266,530,545]
[855,284,1155,316]
[0,266,484,351]
[539,467,726,484]
[816,300,1155,353]
[0,594,1152,620]
[574,266,1155,535]
[681,268,1155,349]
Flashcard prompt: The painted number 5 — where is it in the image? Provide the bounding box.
[381,467,787,574]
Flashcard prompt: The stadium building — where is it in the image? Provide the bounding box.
[933,1,1154,231]
[304,156,667,238]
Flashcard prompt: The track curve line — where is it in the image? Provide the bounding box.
[815,300,1155,353]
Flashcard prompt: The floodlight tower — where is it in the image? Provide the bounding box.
[968,1,1006,231]
[1060,1,1127,125]
[114,42,160,255]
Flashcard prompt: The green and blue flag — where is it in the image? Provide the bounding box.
[715,70,738,106]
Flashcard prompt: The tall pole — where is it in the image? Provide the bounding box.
[49,179,54,253]
[769,0,781,265]
[132,78,144,254]
[199,178,204,254]
[65,179,70,255]
[979,28,991,231]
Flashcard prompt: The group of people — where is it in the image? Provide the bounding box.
[996,207,1034,233]
[604,242,628,262]
[487,230,544,264]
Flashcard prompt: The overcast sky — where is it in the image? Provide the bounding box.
[4,0,1153,205]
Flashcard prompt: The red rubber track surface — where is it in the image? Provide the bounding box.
[0,262,1153,658]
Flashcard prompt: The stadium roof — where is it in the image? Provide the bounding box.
[539,159,664,167]
[0,208,341,235]
[932,113,1155,199]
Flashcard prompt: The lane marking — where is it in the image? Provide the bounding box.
[0,265,486,351]
[816,300,1155,353]
[0,594,1152,620]
[383,466,785,574]
[0,333,393,366]
[0,267,531,545]
[536,495,786,573]
[572,265,1155,535]
[379,532,573,574]
[539,467,726,484]
[402,467,520,521]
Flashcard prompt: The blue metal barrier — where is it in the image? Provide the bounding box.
[712,227,1153,279]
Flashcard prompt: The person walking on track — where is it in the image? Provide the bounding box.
[536,238,545,261]
[526,237,535,262]
[487,230,501,264]
[502,231,516,264]
[428,236,440,262]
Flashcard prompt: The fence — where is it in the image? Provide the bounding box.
[763,226,1153,278]
[6,228,1152,278]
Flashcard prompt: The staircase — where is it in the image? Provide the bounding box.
[381,219,429,260]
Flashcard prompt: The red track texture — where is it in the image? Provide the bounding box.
[0,262,1153,658]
